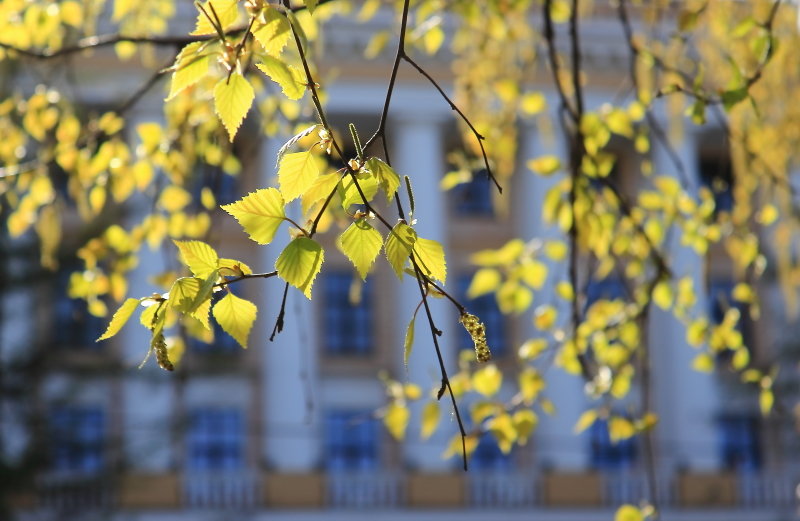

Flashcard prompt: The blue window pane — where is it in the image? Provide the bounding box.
[324,411,378,471]
[698,154,734,214]
[322,273,373,356]
[53,268,105,348]
[589,418,637,470]
[51,407,105,473]
[187,408,243,470]
[718,415,760,471]
[458,275,506,357]
[585,278,627,309]
[451,172,493,217]
[471,432,512,471]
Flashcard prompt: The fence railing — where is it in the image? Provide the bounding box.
[183,471,260,509]
[468,471,539,508]
[327,471,404,508]
[37,474,113,512]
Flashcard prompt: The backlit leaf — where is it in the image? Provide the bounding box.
[365,158,401,201]
[337,218,382,279]
[413,237,447,283]
[467,268,501,298]
[528,155,561,176]
[167,42,211,100]
[256,56,306,100]
[222,188,286,245]
[472,364,502,397]
[174,240,219,278]
[97,298,140,341]
[275,237,324,299]
[574,409,598,434]
[421,401,439,440]
[403,316,415,367]
[385,223,417,278]
[278,151,319,202]
[252,6,291,56]
[384,402,409,441]
[214,73,255,141]
[615,505,644,521]
[192,0,239,35]
[212,292,257,349]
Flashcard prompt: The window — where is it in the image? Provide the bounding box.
[451,172,493,217]
[324,411,378,471]
[585,277,627,308]
[51,406,105,473]
[458,275,506,357]
[470,432,512,471]
[322,272,373,356]
[53,267,105,349]
[589,418,637,471]
[187,408,243,470]
[718,414,760,471]
[698,152,734,215]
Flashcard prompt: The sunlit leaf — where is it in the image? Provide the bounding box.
[97,298,140,341]
[214,73,255,141]
[385,223,417,278]
[413,237,447,283]
[256,56,306,100]
[278,150,319,202]
[472,364,502,397]
[421,401,439,440]
[574,409,598,434]
[174,240,219,279]
[221,188,286,245]
[212,292,257,349]
[336,218,382,279]
[403,316,415,367]
[384,402,409,440]
[275,237,324,299]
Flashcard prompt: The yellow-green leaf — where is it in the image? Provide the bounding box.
[472,364,502,397]
[278,151,319,202]
[759,388,774,416]
[517,260,547,290]
[252,6,291,56]
[519,367,545,404]
[413,237,447,283]
[256,56,306,100]
[574,409,598,434]
[615,504,644,521]
[421,401,439,440]
[174,240,219,278]
[467,268,501,298]
[518,338,548,360]
[275,237,324,299]
[336,219,382,279]
[528,155,561,176]
[222,188,286,245]
[212,292,257,349]
[385,223,417,278]
[168,277,212,329]
[192,0,239,35]
[167,42,211,100]
[341,172,380,208]
[384,402,409,441]
[303,0,318,14]
[513,409,538,445]
[214,73,255,141]
[365,158,401,201]
[609,417,636,442]
[692,352,714,372]
[652,280,673,310]
[302,172,341,214]
[403,316,416,367]
[97,298,140,341]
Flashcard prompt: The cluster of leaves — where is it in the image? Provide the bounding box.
[2,3,800,512]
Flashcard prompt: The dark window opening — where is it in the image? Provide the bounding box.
[322,272,373,356]
[324,410,378,471]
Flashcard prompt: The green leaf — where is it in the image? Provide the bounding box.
[214,73,255,141]
[615,505,644,521]
[97,298,140,341]
[275,237,325,299]
[167,42,211,100]
[467,268,501,298]
[192,0,239,35]
[721,87,748,112]
[278,150,319,202]
[252,6,291,56]
[212,292,257,348]
[527,155,561,176]
[383,402,409,441]
[168,277,213,329]
[302,172,341,214]
[174,240,219,278]
[403,316,415,367]
[341,172,380,208]
[421,401,439,440]
[221,188,286,244]
[573,409,598,434]
[303,0,319,14]
[413,237,447,283]
[472,364,502,397]
[336,218,383,279]
[365,157,401,201]
[256,56,306,100]
[384,223,417,278]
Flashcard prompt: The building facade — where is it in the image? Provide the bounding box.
[2,4,799,521]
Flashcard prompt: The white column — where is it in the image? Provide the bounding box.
[517,117,590,470]
[390,113,451,471]
[260,135,321,471]
[650,128,720,471]
[120,109,175,472]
